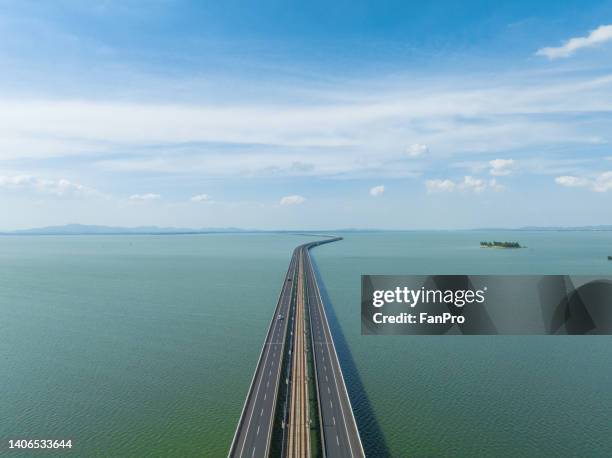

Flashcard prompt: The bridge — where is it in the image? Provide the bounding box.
[229,238,364,458]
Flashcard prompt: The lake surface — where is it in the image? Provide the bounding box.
[1,232,611,456]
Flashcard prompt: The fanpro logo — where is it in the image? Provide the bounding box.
[372,286,487,308]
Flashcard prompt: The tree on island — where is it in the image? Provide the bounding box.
[480,241,522,248]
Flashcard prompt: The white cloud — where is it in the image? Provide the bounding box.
[190,194,210,202]
[0,175,36,187]
[426,176,504,193]
[586,136,607,145]
[426,179,456,193]
[459,176,487,193]
[555,172,612,192]
[2,69,612,180]
[0,58,611,206]
[369,185,385,197]
[0,175,99,197]
[406,143,428,157]
[536,24,612,59]
[555,175,590,187]
[488,178,505,192]
[489,158,514,176]
[280,195,306,205]
[593,171,612,192]
[129,193,160,201]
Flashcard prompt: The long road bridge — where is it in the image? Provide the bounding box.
[229,238,364,458]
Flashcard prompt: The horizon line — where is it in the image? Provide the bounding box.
[2,223,612,235]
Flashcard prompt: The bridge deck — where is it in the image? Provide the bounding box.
[229,238,364,458]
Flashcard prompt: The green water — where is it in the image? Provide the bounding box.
[1,232,611,457]
[312,231,612,457]
[0,234,318,457]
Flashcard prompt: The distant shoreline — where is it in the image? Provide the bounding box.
[2,224,612,236]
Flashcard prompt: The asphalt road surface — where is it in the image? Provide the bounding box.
[304,243,365,458]
[228,250,298,458]
[230,238,364,458]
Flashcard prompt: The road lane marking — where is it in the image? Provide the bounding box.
[260,408,264,417]
[237,333,274,457]
[313,279,358,458]
[257,425,260,436]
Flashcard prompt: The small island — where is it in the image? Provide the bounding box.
[608,256,612,261]
[480,241,523,249]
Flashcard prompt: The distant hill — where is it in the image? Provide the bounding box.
[1,224,248,235]
[517,225,612,231]
[474,225,612,231]
[3,224,612,235]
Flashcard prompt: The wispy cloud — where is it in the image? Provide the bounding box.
[129,193,160,201]
[1,69,611,180]
[489,178,505,192]
[555,175,590,187]
[1,2,610,229]
[190,194,211,202]
[280,195,305,205]
[406,143,428,157]
[426,176,504,193]
[489,158,514,176]
[536,24,612,59]
[555,172,612,192]
[459,176,487,193]
[0,175,100,197]
[426,179,456,193]
[369,185,385,196]
[594,172,612,192]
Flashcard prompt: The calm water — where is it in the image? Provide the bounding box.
[1,232,611,457]
[312,231,612,457]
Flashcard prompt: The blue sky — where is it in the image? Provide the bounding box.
[1,0,612,229]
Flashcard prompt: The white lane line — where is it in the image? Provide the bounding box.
[251,447,256,458]
[238,331,274,457]
[264,393,267,400]
[333,416,336,425]
[317,293,356,458]
[260,408,264,417]
[325,375,328,382]
[336,435,340,446]
[257,425,260,436]
[330,399,333,408]
[237,257,297,457]
[328,386,331,394]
